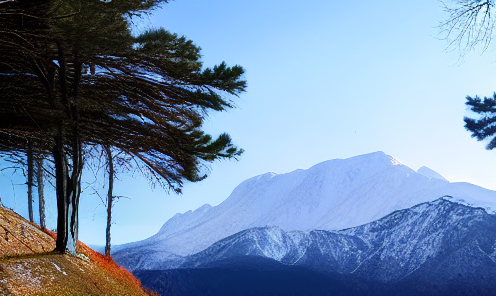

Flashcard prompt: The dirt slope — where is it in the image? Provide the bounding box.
[0,207,158,296]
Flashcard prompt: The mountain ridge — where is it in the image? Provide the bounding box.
[417,166,447,181]
[135,198,496,296]
[114,151,496,268]
[179,198,495,274]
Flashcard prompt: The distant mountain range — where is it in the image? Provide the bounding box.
[135,199,496,295]
[114,152,495,265]
[113,151,496,295]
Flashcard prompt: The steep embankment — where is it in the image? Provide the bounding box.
[0,206,157,296]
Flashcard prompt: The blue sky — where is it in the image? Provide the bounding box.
[1,0,495,246]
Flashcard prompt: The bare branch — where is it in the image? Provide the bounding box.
[439,0,496,58]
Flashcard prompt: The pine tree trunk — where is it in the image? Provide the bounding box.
[70,133,82,248]
[36,156,45,229]
[53,127,68,253]
[0,157,3,208]
[104,145,113,257]
[27,139,34,223]
[53,41,83,255]
[53,126,82,255]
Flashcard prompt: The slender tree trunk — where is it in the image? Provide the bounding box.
[53,126,69,253]
[53,41,83,254]
[104,145,113,256]
[53,125,82,255]
[27,139,34,223]
[36,156,45,229]
[70,132,82,248]
[0,157,3,208]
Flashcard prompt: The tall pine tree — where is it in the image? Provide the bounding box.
[0,0,246,254]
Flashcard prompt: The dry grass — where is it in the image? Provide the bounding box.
[0,207,160,296]
[0,207,55,258]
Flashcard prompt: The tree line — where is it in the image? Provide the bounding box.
[0,0,246,256]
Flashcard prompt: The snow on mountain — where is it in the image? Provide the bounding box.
[114,151,496,265]
[181,226,367,273]
[417,166,447,181]
[179,198,496,284]
[135,199,496,296]
[155,204,212,239]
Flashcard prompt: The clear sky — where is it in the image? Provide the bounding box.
[1,0,495,246]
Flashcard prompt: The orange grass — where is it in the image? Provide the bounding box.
[40,227,160,295]
[0,210,160,296]
[77,241,143,291]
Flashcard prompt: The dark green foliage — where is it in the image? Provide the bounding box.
[0,0,247,253]
[464,94,496,149]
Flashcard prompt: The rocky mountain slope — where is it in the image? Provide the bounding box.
[136,198,496,296]
[0,206,157,296]
[114,151,496,271]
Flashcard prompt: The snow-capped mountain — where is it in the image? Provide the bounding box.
[114,151,496,270]
[417,166,447,181]
[179,198,496,279]
[135,199,496,296]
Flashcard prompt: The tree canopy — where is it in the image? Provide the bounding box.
[464,94,496,150]
[0,0,247,254]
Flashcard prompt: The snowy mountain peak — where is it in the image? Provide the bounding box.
[306,151,403,177]
[388,155,403,166]
[115,151,496,258]
[256,172,278,180]
[417,166,447,181]
[442,195,496,214]
[195,204,212,213]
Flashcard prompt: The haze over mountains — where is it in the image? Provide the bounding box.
[114,151,496,272]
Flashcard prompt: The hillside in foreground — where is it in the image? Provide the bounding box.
[0,206,157,296]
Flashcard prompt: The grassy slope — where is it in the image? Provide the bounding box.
[0,207,159,296]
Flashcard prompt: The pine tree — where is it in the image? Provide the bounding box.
[464,94,496,149]
[0,0,246,254]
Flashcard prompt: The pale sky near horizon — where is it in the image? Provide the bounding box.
[1,0,495,246]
